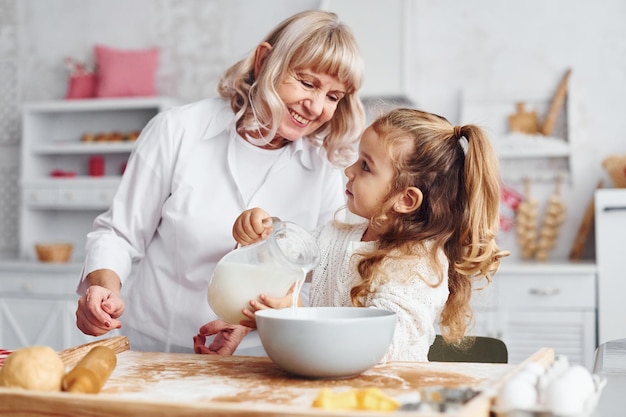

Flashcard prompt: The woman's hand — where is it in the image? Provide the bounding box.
[232,208,274,246]
[193,320,252,355]
[76,269,124,336]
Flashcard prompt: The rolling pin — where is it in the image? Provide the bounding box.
[61,346,117,393]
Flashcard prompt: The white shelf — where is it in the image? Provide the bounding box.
[494,132,570,159]
[497,260,596,275]
[22,96,177,112]
[19,97,177,260]
[22,176,123,187]
[32,142,136,154]
[461,90,573,183]
[0,259,84,272]
[22,177,121,210]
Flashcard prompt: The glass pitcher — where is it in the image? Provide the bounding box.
[207,219,320,324]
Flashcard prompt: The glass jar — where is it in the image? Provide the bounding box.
[207,219,320,324]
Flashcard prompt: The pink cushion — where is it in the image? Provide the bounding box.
[94,45,159,98]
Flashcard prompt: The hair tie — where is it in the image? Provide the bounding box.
[453,125,463,140]
[453,125,468,154]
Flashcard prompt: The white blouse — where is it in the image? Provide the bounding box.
[78,98,345,352]
[309,221,450,362]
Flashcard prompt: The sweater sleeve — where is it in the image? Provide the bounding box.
[365,251,450,362]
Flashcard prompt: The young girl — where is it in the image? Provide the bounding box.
[233,108,508,362]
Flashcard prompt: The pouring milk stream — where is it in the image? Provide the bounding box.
[207,218,320,324]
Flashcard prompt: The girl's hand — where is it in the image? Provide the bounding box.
[240,281,304,328]
[232,208,274,246]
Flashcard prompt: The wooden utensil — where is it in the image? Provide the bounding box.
[508,102,540,134]
[541,69,571,136]
[57,336,129,368]
[62,346,117,394]
[569,180,603,260]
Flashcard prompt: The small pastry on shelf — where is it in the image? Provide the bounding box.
[82,130,141,143]
[94,132,110,142]
[108,131,124,142]
[81,132,95,142]
[125,130,140,141]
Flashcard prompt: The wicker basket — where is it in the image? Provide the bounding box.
[602,155,626,188]
[34,243,73,263]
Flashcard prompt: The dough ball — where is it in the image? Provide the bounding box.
[0,346,65,391]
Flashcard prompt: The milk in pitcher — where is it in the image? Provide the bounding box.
[208,261,305,324]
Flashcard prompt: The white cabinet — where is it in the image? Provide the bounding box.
[469,262,597,369]
[470,279,499,338]
[595,188,626,345]
[10,97,174,350]
[0,261,118,351]
[321,0,414,102]
[20,97,175,261]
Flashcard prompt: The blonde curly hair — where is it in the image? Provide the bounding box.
[218,10,365,167]
[350,108,508,344]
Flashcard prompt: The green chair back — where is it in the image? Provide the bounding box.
[427,335,508,363]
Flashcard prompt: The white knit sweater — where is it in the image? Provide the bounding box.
[308,221,450,362]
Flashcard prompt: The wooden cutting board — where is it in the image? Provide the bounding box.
[508,102,540,134]
[0,337,554,417]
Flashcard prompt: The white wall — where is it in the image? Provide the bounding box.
[16,0,319,101]
[407,0,626,261]
[6,0,626,261]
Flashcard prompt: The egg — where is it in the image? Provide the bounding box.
[545,377,585,415]
[515,369,540,385]
[547,355,570,378]
[563,365,595,397]
[496,377,538,411]
[522,361,546,377]
[545,366,595,416]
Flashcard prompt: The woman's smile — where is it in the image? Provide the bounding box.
[288,108,311,126]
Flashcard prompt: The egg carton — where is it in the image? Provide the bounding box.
[492,356,607,417]
[492,378,606,417]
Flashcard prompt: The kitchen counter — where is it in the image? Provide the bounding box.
[496,259,596,274]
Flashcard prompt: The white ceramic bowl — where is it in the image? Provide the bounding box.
[256,307,396,379]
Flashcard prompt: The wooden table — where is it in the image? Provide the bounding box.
[0,337,554,417]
